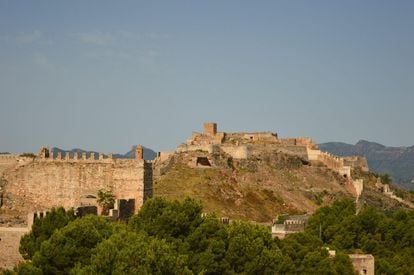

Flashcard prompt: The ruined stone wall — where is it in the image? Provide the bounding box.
[157,151,175,162]
[0,155,20,175]
[153,154,176,178]
[343,156,369,172]
[284,220,306,232]
[224,132,278,143]
[306,148,321,161]
[187,132,225,146]
[273,145,309,160]
[0,227,28,270]
[317,152,355,178]
[221,145,250,159]
[307,149,367,179]
[338,166,352,178]
[177,144,218,154]
[280,137,316,148]
[305,149,366,200]
[2,154,152,214]
[241,132,278,142]
[349,254,374,275]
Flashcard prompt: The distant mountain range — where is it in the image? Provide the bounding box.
[51,145,157,161]
[319,140,414,190]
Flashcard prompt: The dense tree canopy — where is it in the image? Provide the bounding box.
[6,197,413,274]
[19,207,75,260]
[306,199,414,274]
[31,215,113,274]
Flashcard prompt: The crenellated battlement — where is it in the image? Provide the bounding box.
[0,154,20,160]
[47,151,117,163]
[279,137,317,149]
[0,155,26,176]
[31,146,147,164]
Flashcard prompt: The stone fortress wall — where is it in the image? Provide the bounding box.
[0,154,26,175]
[0,146,152,215]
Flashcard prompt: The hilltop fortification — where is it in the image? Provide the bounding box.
[172,123,368,197]
[152,123,392,221]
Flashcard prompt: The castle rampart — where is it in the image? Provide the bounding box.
[0,155,19,172]
[157,151,175,162]
[0,155,33,176]
[343,156,369,171]
[271,214,309,239]
[225,132,278,143]
[1,146,153,216]
[0,154,20,160]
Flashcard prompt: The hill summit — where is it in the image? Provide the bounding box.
[154,123,414,222]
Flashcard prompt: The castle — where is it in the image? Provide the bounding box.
[177,123,368,173]
[171,123,367,199]
[0,145,152,216]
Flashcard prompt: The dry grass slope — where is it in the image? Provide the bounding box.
[154,150,356,222]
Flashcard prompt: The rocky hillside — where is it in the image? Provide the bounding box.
[319,140,414,190]
[153,149,409,223]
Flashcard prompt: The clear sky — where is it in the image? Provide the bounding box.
[1,1,413,153]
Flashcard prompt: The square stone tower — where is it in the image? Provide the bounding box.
[135,145,144,160]
[203,122,217,136]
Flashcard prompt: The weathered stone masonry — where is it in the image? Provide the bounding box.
[1,146,152,214]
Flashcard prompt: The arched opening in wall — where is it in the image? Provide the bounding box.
[196,157,211,168]
[343,174,348,178]
[77,194,98,216]
[80,194,97,206]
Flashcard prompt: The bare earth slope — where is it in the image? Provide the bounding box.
[155,149,360,223]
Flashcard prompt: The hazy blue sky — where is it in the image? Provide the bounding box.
[1,1,413,153]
